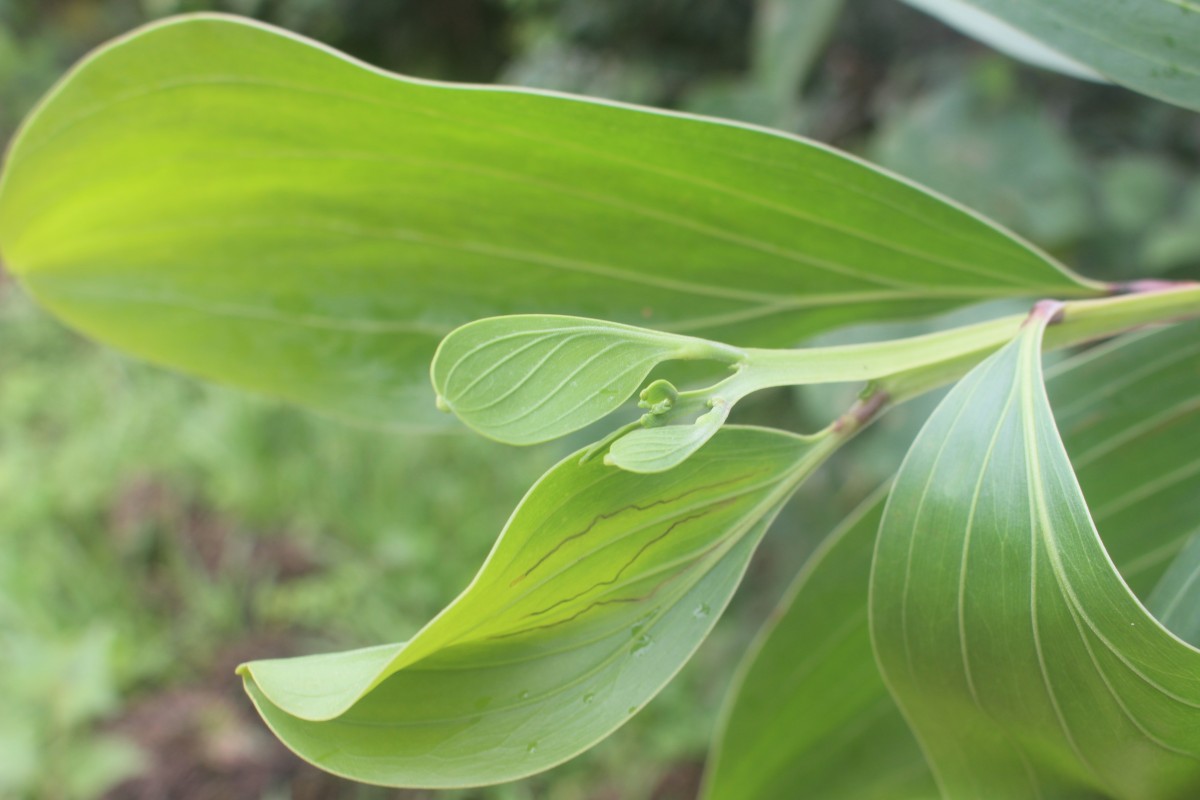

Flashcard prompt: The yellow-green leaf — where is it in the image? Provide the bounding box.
[0,15,1099,428]
[239,426,833,787]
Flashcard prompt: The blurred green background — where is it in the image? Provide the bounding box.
[1,1,1197,798]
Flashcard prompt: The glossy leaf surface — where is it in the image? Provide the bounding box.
[871,316,1200,798]
[902,0,1200,110]
[0,15,1098,428]
[706,319,1200,800]
[240,426,830,787]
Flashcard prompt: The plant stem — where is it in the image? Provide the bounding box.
[883,281,1200,405]
[722,281,1200,409]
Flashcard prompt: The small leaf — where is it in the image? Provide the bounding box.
[605,399,732,474]
[871,314,1200,797]
[638,379,681,415]
[431,315,739,444]
[239,426,833,787]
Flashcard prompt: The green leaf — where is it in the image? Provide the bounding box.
[239,426,833,787]
[430,315,740,445]
[901,0,1200,110]
[1043,323,1200,599]
[871,314,1200,797]
[703,490,938,800]
[604,400,732,474]
[0,15,1099,429]
[438,294,1200,470]
[900,0,1106,81]
[869,73,1090,249]
[434,310,1038,468]
[753,0,845,100]
[1148,533,1200,646]
[705,318,1200,800]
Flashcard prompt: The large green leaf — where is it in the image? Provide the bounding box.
[704,319,1200,800]
[0,14,1099,429]
[239,426,834,787]
[901,0,1200,110]
[871,315,1200,798]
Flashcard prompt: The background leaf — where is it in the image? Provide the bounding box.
[871,315,1200,798]
[0,14,1099,429]
[900,0,1200,110]
[240,426,832,787]
[703,490,937,800]
[705,318,1200,800]
[899,0,1105,82]
[1147,533,1200,646]
[870,70,1090,250]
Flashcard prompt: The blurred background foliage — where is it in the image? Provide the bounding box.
[0,1,1197,798]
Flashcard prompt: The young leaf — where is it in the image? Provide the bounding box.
[239,426,834,787]
[871,314,1200,797]
[705,319,1200,800]
[604,400,733,474]
[434,310,1038,467]
[901,0,1200,111]
[0,15,1100,429]
[430,315,740,444]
